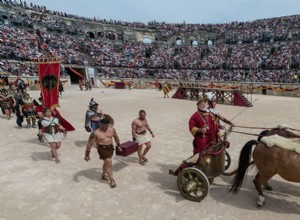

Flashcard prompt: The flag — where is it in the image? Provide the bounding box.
[38,62,60,109]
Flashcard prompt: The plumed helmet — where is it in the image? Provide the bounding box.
[205,92,213,101]
[205,92,216,102]
[89,98,98,108]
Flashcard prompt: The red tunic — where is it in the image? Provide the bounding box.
[189,111,220,154]
[36,105,44,113]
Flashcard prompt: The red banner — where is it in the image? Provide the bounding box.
[38,62,60,109]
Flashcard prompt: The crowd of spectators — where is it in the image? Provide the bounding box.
[1,0,300,41]
[0,0,300,83]
[0,25,42,61]
[0,59,37,76]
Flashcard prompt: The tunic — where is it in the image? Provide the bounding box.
[41,116,62,143]
[189,111,220,154]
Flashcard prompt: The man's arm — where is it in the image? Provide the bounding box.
[84,110,93,132]
[84,132,96,161]
[145,119,154,138]
[189,114,206,136]
[113,128,122,151]
[131,120,137,141]
[217,114,235,127]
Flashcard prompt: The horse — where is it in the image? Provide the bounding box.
[229,137,300,207]
[258,127,300,141]
[257,127,300,189]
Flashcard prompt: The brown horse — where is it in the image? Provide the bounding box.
[258,128,300,141]
[257,128,300,190]
[229,139,300,207]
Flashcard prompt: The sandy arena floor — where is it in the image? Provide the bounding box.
[0,86,299,220]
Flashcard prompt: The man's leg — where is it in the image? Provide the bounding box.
[4,109,10,119]
[102,163,109,181]
[104,158,116,187]
[50,142,60,163]
[56,141,61,150]
[142,142,151,162]
[16,113,23,127]
[31,116,36,128]
[25,117,31,127]
[137,145,145,165]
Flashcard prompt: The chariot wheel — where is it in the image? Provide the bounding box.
[103,114,114,127]
[225,151,231,171]
[177,167,210,202]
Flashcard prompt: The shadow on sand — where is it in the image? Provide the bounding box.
[31,151,53,162]
[73,167,103,183]
[147,163,185,202]
[209,174,300,214]
[74,140,87,148]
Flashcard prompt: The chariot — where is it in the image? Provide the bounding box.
[169,127,232,202]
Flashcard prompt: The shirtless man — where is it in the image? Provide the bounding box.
[131,110,154,166]
[84,118,122,188]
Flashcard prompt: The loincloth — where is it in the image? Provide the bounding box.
[96,144,114,160]
[135,132,151,146]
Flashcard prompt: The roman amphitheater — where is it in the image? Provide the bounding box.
[0,1,299,220]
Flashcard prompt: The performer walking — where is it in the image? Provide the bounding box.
[40,108,66,163]
[19,93,37,128]
[84,98,103,132]
[0,93,15,119]
[131,110,154,166]
[162,82,171,98]
[84,118,122,188]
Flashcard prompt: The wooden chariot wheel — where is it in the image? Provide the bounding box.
[177,167,210,202]
[225,150,231,171]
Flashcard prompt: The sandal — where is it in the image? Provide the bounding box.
[139,160,145,166]
[102,174,110,181]
[110,179,117,188]
[55,158,60,164]
[142,157,148,162]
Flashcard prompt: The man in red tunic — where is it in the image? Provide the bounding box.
[169,97,223,176]
[189,97,223,154]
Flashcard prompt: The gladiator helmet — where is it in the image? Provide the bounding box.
[89,98,99,111]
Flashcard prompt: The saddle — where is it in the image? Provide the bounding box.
[261,134,300,153]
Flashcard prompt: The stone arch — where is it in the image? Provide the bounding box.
[97,32,104,38]
[143,37,152,44]
[106,32,116,40]
[176,37,182,45]
[86,31,95,38]
[191,39,198,46]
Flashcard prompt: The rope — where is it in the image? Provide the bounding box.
[231,130,260,136]
[233,125,274,130]
[234,125,300,132]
